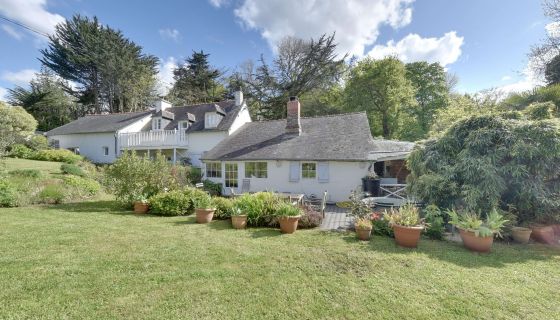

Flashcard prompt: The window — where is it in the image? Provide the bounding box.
[245,162,267,178]
[179,121,189,132]
[301,162,316,179]
[205,112,223,128]
[102,146,109,156]
[206,162,222,178]
[152,117,162,130]
[224,163,238,188]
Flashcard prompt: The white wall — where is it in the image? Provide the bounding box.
[228,105,252,135]
[187,131,227,167]
[49,132,117,163]
[117,115,151,133]
[204,160,369,202]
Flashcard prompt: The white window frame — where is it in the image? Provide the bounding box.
[179,121,189,131]
[152,117,162,131]
[205,112,222,129]
[245,162,268,178]
[206,162,222,178]
[102,146,109,156]
[301,162,317,179]
[224,163,238,188]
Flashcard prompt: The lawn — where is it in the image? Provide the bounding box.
[0,201,559,319]
[1,157,63,174]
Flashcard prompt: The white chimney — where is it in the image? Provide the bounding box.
[154,100,172,112]
[234,91,243,106]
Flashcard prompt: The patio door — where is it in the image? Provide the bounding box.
[224,163,239,190]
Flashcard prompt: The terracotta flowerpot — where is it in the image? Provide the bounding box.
[355,226,373,241]
[392,225,423,248]
[458,228,494,253]
[511,227,532,244]
[278,216,300,234]
[195,208,215,224]
[530,225,556,245]
[133,201,149,214]
[231,215,247,229]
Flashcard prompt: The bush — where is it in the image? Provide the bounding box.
[192,193,213,209]
[149,191,192,216]
[276,203,303,217]
[371,214,393,237]
[235,193,266,226]
[203,179,222,196]
[213,197,234,219]
[298,205,323,229]
[9,144,35,159]
[33,149,82,164]
[9,169,42,179]
[39,184,65,204]
[524,102,554,120]
[63,175,100,198]
[61,163,85,177]
[0,180,18,207]
[25,135,49,151]
[423,204,447,240]
[187,167,202,183]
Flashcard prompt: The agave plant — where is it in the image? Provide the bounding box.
[448,208,508,237]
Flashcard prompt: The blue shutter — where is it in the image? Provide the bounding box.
[317,162,329,183]
[289,161,300,182]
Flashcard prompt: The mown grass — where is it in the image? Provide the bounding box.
[1,157,62,175]
[0,201,559,319]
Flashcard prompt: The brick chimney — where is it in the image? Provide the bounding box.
[286,96,301,135]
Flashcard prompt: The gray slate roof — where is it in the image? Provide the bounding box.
[202,112,387,162]
[159,100,239,132]
[47,111,151,136]
[367,140,415,161]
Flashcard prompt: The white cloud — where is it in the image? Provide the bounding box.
[496,59,543,96]
[208,0,229,8]
[0,0,64,38]
[501,75,512,81]
[367,32,464,66]
[1,69,37,86]
[157,57,178,95]
[1,24,23,40]
[545,22,560,38]
[159,28,181,42]
[234,0,415,57]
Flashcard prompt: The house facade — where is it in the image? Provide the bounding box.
[46,92,251,166]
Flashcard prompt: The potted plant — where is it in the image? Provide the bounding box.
[276,203,302,234]
[384,204,424,248]
[511,226,532,244]
[448,209,507,253]
[362,170,380,196]
[194,194,215,224]
[355,218,373,241]
[230,206,247,229]
[133,195,149,214]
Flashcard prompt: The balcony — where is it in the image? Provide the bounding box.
[119,130,187,149]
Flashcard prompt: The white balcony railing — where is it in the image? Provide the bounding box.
[118,130,187,148]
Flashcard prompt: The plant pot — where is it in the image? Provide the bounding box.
[392,225,423,248]
[355,226,373,241]
[511,227,532,244]
[458,228,494,253]
[195,208,215,224]
[231,215,247,229]
[530,225,556,245]
[362,177,381,196]
[278,216,300,234]
[133,201,149,214]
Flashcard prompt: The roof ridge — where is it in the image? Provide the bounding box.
[83,111,149,117]
[174,99,234,108]
[251,111,367,124]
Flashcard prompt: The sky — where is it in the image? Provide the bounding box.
[0,0,552,101]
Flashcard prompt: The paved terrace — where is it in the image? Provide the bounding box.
[320,205,353,231]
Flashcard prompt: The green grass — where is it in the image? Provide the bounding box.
[0,201,559,319]
[1,157,62,175]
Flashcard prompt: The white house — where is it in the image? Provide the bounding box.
[46,92,251,166]
[201,97,414,202]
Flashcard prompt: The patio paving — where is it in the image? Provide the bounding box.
[320,205,353,231]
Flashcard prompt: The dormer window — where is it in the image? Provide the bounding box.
[179,121,189,132]
[205,112,223,129]
[152,117,162,131]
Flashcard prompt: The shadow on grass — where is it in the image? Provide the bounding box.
[44,200,154,218]
[206,219,235,230]
[333,231,560,269]
[249,228,282,238]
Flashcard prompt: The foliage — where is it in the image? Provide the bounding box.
[63,175,101,198]
[344,56,416,138]
[233,193,272,227]
[149,191,192,216]
[347,189,371,220]
[40,15,158,114]
[38,184,65,204]
[183,188,211,212]
[355,218,373,230]
[9,144,35,159]
[524,101,555,120]
[104,151,180,205]
[33,149,82,164]
[186,167,203,184]
[8,169,42,179]
[203,179,222,196]
[275,203,303,217]
[0,102,38,157]
[297,205,323,229]
[408,114,560,224]
[298,85,345,117]
[448,208,508,238]
[371,212,393,237]
[545,54,560,85]
[25,135,49,151]
[213,197,235,219]
[0,180,18,207]
[61,163,85,177]
[192,192,213,209]
[383,204,423,227]
[501,84,560,116]
[423,205,446,240]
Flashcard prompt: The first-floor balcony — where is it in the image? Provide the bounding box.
[118,130,187,149]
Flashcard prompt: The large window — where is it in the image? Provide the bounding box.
[245,162,268,178]
[301,162,316,179]
[206,162,222,178]
[225,163,238,188]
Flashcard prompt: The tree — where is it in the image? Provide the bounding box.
[343,57,415,138]
[545,54,560,85]
[243,34,346,120]
[40,15,158,113]
[168,51,224,105]
[0,102,37,157]
[404,62,450,139]
[7,68,79,131]
[529,0,560,78]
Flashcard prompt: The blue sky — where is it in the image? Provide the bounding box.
[0,0,550,100]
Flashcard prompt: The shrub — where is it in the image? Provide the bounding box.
[524,102,554,120]
[371,213,393,237]
[423,204,446,240]
[203,179,222,196]
[63,175,100,198]
[347,188,370,220]
[297,205,323,229]
[383,204,423,227]
[192,193,213,209]
[25,135,49,150]
[33,149,82,163]
[187,167,202,183]
[61,163,85,177]
[235,193,266,226]
[0,180,18,207]
[9,169,42,179]
[276,203,303,217]
[9,144,35,159]
[355,218,373,230]
[39,184,65,204]
[149,191,191,216]
[213,197,234,219]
